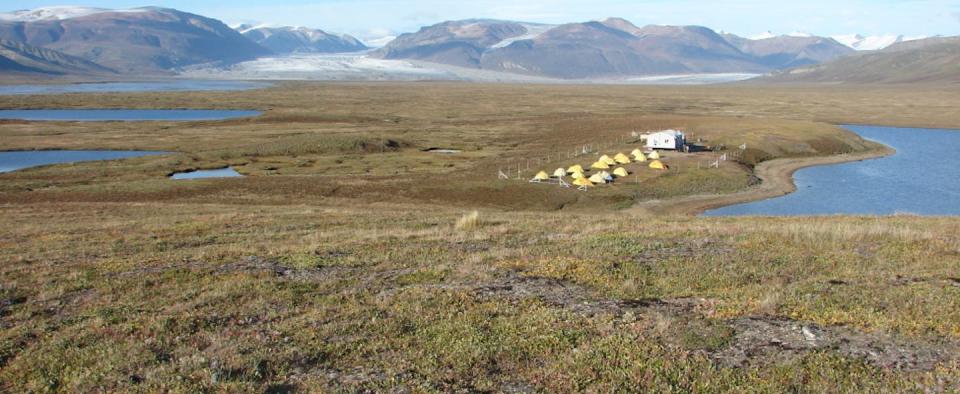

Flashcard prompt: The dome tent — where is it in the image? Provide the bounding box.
[573,177,593,187]
[599,155,617,165]
[613,167,628,177]
[647,151,661,160]
[597,171,614,182]
[553,168,567,178]
[591,161,610,170]
[571,171,586,180]
[567,164,585,174]
[531,171,550,182]
[614,153,632,164]
[631,148,645,158]
[589,173,608,184]
[649,160,668,170]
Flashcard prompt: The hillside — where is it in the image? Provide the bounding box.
[761,37,960,84]
[238,25,368,54]
[0,7,270,73]
[0,38,114,75]
[722,33,853,69]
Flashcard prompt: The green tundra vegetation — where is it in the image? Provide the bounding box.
[0,82,958,392]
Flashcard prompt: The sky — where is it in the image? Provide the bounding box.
[4,0,960,41]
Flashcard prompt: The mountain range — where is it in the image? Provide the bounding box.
[761,36,960,84]
[372,18,854,79]
[0,5,952,83]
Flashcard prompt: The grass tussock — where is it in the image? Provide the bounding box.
[454,210,482,230]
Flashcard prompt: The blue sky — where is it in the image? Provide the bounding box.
[5,0,960,40]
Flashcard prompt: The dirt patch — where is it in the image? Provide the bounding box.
[714,317,956,371]
[892,275,960,288]
[469,271,959,371]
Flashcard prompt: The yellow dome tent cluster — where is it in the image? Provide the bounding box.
[528,147,666,190]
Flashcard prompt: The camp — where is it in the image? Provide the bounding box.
[600,155,617,165]
[571,170,586,179]
[614,152,632,164]
[588,173,607,184]
[552,168,567,178]
[567,164,584,174]
[591,161,610,170]
[649,160,668,170]
[647,151,661,160]
[530,171,550,182]
[613,167,628,177]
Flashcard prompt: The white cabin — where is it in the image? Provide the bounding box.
[644,130,685,150]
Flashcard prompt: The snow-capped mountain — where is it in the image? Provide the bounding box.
[363,35,397,48]
[0,6,149,21]
[236,25,368,54]
[831,34,928,51]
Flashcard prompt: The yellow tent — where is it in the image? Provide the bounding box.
[647,151,661,160]
[631,148,644,158]
[566,164,584,174]
[591,161,610,170]
[552,168,567,178]
[589,173,608,184]
[613,167,629,177]
[599,155,617,165]
[573,177,593,187]
[532,171,550,181]
[649,160,668,170]
[614,152,632,164]
[571,171,586,180]
[597,171,613,181]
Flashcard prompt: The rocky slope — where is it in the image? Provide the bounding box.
[0,38,114,75]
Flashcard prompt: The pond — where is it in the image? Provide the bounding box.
[704,125,960,216]
[169,167,243,180]
[0,80,269,95]
[0,150,166,173]
[0,109,261,121]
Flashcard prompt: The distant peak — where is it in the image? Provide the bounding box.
[750,31,777,40]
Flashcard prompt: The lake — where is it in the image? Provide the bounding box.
[0,150,166,173]
[704,125,960,216]
[0,109,261,121]
[0,80,269,95]
[170,167,242,180]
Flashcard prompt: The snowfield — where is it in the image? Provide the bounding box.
[831,34,928,51]
[625,73,761,85]
[490,24,555,49]
[181,53,763,85]
[181,53,459,81]
[0,6,150,21]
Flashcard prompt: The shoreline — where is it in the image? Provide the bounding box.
[629,141,896,216]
